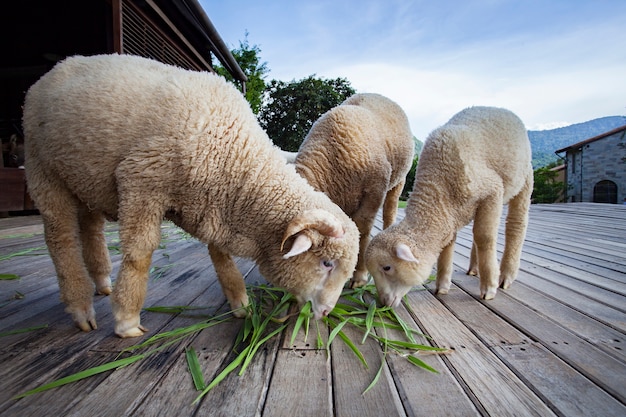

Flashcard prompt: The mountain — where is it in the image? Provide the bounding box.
[528,115,626,168]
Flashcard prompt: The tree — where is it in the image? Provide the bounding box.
[401,154,419,200]
[258,75,356,151]
[215,32,269,114]
[532,162,565,203]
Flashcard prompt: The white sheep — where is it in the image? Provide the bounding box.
[23,54,359,338]
[294,93,415,288]
[365,106,532,306]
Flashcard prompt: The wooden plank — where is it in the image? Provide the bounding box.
[188,330,281,417]
[454,233,626,329]
[494,343,626,417]
[330,323,406,417]
[263,349,332,417]
[450,273,626,404]
[428,274,626,416]
[384,303,481,417]
[403,289,557,417]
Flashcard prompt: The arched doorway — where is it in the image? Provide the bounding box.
[593,180,617,203]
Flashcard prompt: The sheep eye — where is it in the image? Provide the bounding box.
[322,260,334,269]
[382,265,391,272]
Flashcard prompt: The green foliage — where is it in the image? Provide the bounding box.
[401,155,419,199]
[215,32,269,114]
[258,75,356,151]
[532,162,565,203]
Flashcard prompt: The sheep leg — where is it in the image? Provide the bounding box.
[37,186,97,332]
[111,209,163,338]
[499,177,532,289]
[472,197,503,300]
[467,240,479,276]
[435,235,456,294]
[349,192,386,288]
[208,243,249,317]
[382,181,405,229]
[78,206,112,295]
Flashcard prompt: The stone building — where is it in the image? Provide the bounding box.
[556,125,626,203]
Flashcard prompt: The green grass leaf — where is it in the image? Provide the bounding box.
[407,354,439,373]
[185,347,206,391]
[0,273,19,280]
[361,300,376,344]
[290,301,311,346]
[0,247,48,262]
[362,358,385,395]
[0,324,47,338]
[13,354,146,399]
[194,345,251,403]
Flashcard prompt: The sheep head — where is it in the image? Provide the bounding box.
[365,230,436,308]
[264,209,359,320]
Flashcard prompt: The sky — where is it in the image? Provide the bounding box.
[200,0,626,140]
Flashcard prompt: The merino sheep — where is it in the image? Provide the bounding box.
[294,93,414,288]
[365,106,532,307]
[23,54,359,338]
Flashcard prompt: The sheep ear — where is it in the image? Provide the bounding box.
[281,209,344,252]
[283,234,313,259]
[396,243,419,263]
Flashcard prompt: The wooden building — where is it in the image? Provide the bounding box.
[0,0,246,214]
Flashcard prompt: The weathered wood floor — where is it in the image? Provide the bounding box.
[0,203,625,416]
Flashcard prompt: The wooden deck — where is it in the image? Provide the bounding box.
[0,203,625,417]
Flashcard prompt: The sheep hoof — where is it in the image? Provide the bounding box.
[116,324,147,338]
[96,285,113,296]
[435,287,449,295]
[95,277,113,295]
[349,272,369,288]
[499,276,514,289]
[70,305,97,332]
[76,319,97,332]
[466,269,478,276]
[228,295,250,318]
[481,287,497,300]
[232,308,248,319]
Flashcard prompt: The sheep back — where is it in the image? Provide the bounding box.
[295,93,414,216]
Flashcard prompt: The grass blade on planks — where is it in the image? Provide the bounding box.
[185,347,206,391]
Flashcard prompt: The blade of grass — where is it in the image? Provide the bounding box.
[0,247,48,262]
[289,301,311,346]
[13,354,146,399]
[406,355,439,373]
[239,323,287,375]
[193,345,251,403]
[0,324,48,337]
[0,274,19,280]
[361,300,376,344]
[185,347,206,391]
[363,310,389,395]
[325,318,368,369]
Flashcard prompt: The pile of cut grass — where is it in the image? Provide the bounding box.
[13,283,447,402]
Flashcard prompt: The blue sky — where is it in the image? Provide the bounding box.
[200,0,626,140]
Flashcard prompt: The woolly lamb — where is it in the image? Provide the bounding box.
[294,93,414,288]
[366,106,532,306]
[23,54,359,338]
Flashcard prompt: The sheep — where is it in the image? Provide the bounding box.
[22,54,359,338]
[365,106,532,307]
[293,93,415,288]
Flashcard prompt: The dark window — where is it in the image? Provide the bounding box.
[593,180,617,204]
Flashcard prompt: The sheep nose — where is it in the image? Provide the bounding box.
[313,304,333,320]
